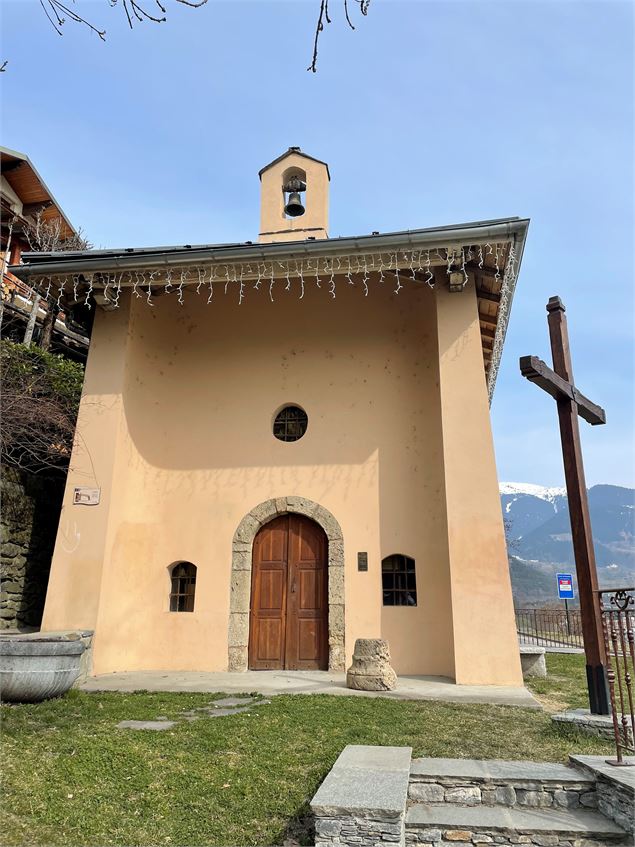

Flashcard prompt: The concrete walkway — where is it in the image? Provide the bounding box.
[80,670,540,708]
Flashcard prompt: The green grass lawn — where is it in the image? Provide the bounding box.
[527,651,595,712]
[1,654,611,847]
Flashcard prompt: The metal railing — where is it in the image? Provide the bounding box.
[598,587,635,765]
[515,607,583,649]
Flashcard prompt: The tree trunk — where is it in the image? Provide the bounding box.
[23,294,41,345]
[40,302,59,351]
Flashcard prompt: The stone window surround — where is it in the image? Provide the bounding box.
[228,496,345,673]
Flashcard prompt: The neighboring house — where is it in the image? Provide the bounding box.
[1,146,88,361]
[12,147,529,685]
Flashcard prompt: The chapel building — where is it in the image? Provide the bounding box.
[13,148,529,685]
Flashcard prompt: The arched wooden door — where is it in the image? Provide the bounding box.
[249,514,328,671]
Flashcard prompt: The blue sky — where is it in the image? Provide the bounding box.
[2,0,633,488]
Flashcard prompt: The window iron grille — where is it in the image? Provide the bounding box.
[273,405,308,442]
[382,554,417,606]
[170,561,197,612]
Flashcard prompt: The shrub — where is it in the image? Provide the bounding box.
[1,340,84,475]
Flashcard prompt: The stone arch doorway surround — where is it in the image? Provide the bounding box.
[228,497,345,672]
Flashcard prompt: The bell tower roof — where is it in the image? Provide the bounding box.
[258,147,330,181]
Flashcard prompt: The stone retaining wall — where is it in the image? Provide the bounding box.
[408,780,596,810]
[311,745,412,847]
[570,754,635,838]
[1,469,63,630]
[553,710,634,746]
[313,752,631,847]
[597,777,635,837]
[316,816,403,846]
[405,828,611,845]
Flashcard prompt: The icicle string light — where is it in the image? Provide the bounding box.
[113,273,123,308]
[196,267,206,295]
[486,243,518,401]
[36,246,512,299]
[84,273,94,307]
[29,243,518,342]
[56,278,66,309]
[207,266,215,304]
[238,265,245,305]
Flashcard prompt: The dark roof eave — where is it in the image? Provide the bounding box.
[10,217,529,280]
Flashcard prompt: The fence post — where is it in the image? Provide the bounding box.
[598,587,635,767]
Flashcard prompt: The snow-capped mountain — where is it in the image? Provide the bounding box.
[500,482,635,605]
[501,483,568,540]
[500,482,567,507]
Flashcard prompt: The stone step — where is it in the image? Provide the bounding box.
[405,803,630,845]
[409,758,596,809]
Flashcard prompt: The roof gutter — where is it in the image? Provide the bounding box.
[11,219,528,280]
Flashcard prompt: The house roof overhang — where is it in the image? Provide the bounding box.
[1,146,76,241]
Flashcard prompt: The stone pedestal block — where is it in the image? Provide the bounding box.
[346,638,397,691]
[519,646,547,679]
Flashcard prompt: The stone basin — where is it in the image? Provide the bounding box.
[0,634,87,702]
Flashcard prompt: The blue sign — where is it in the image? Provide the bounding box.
[557,573,575,600]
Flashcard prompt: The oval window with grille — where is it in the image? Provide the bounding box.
[273,405,308,442]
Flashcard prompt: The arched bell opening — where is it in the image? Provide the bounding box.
[282,166,307,218]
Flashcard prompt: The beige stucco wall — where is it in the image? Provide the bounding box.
[42,273,521,685]
[436,282,522,685]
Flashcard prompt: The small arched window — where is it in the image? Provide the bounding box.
[169,562,197,612]
[382,555,417,607]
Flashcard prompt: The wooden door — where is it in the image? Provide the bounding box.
[249,514,328,671]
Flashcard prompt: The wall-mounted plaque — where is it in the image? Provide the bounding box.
[73,487,100,506]
[357,552,368,572]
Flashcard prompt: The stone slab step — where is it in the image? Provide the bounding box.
[410,758,594,787]
[406,803,628,841]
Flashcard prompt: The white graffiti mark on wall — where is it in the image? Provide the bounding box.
[60,518,81,553]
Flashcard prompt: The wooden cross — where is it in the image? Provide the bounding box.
[520,296,609,715]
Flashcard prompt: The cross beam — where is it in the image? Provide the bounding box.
[519,356,606,425]
[520,296,609,715]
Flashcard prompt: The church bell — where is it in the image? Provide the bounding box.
[283,176,306,217]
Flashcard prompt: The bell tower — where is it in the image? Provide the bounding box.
[258,147,330,243]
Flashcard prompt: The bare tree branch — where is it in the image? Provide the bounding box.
[308,0,370,72]
[19,213,92,350]
[23,211,91,255]
[27,0,368,74]
[43,0,107,39]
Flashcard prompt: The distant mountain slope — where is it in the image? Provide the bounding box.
[501,482,635,605]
